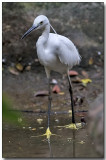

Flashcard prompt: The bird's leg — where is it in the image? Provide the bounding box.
[67,73,75,124]
[47,78,52,128]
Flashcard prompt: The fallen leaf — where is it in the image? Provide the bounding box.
[25,65,31,71]
[69,70,78,76]
[16,63,24,71]
[8,66,19,75]
[68,110,72,117]
[58,92,65,95]
[78,140,85,144]
[37,118,43,124]
[31,128,36,131]
[52,85,61,93]
[81,79,92,86]
[89,57,93,65]
[81,70,89,78]
[34,90,49,97]
[72,77,82,83]
[39,127,44,129]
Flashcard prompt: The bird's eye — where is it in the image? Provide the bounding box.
[40,21,43,25]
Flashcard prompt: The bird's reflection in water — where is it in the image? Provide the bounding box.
[72,130,76,158]
[47,138,53,157]
[46,129,76,158]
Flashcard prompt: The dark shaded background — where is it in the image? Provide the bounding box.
[2,2,104,158]
[2,2,104,67]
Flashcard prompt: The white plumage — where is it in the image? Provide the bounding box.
[22,15,81,127]
[22,15,81,78]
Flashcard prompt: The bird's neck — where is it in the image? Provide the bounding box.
[41,24,50,43]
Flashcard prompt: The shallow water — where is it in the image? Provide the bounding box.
[2,112,100,158]
[2,68,103,158]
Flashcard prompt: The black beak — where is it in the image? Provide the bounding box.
[21,26,37,39]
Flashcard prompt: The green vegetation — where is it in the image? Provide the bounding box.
[3,94,25,126]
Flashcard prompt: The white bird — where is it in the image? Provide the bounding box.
[22,15,81,133]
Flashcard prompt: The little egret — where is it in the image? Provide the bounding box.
[22,15,81,133]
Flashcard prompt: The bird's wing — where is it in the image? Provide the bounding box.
[57,35,81,68]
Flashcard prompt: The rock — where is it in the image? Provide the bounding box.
[50,79,58,85]
[25,65,31,71]
[88,94,103,156]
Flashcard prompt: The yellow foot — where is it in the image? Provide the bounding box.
[57,123,82,130]
[31,127,60,140]
[44,127,53,139]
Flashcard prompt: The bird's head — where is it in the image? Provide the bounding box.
[21,15,49,39]
[33,15,49,29]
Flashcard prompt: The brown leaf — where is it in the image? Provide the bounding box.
[52,85,61,93]
[81,70,88,78]
[34,90,49,97]
[69,70,78,76]
[8,67,19,75]
[72,77,82,83]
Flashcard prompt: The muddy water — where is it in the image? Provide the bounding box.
[3,112,100,158]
